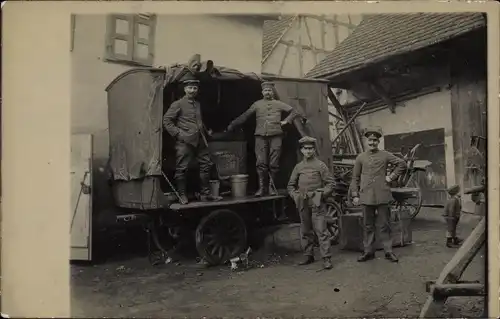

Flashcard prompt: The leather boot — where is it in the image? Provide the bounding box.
[357,252,375,262]
[385,252,399,263]
[268,172,278,196]
[453,237,463,246]
[199,173,212,201]
[323,257,333,270]
[297,255,315,266]
[446,237,454,248]
[176,178,189,205]
[255,172,266,197]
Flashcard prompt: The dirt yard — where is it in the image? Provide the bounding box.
[70,208,486,318]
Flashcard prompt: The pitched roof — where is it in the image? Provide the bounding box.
[306,13,486,79]
[262,15,296,60]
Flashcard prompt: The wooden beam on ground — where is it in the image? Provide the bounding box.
[446,217,486,283]
[432,283,486,300]
[419,217,486,318]
[369,82,397,113]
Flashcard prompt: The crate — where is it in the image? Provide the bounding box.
[339,207,413,252]
[208,141,247,178]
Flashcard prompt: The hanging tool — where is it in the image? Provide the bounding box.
[70,171,90,232]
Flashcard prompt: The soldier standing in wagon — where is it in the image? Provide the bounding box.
[163,75,214,204]
[287,136,335,270]
[226,81,298,196]
[350,127,406,263]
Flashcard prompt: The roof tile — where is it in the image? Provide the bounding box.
[306,13,486,79]
[262,16,296,60]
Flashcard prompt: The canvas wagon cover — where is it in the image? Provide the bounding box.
[106,64,263,181]
[106,62,330,181]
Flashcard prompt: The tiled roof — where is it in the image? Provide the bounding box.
[306,13,486,79]
[262,15,296,60]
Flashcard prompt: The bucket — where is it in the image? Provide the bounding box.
[209,180,220,197]
[230,174,248,198]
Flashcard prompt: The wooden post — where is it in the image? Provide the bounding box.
[419,217,486,318]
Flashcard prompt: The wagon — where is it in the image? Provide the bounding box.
[105,60,333,265]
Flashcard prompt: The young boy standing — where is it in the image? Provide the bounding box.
[443,184,463,248]
[287,136,335,270]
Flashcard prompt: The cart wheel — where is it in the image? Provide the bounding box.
[195,209,247,266]
[404,174,423,219]
[325,198,342,245]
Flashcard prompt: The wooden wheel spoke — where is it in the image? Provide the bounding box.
[217,245,225,259]
[196,209,248,265]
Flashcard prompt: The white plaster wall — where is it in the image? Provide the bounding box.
[356,90,456,186]
[71,14,264,157]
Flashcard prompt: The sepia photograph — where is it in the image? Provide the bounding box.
[64,10,488,318]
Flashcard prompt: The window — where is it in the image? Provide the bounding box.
[105,14,157,66]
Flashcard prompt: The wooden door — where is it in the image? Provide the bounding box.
[70,134,93,261]
[384,128,447,206]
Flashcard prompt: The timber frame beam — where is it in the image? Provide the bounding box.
[278,39,331,54]
[369,81,397,113]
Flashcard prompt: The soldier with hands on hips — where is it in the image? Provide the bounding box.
[226,81,298,196]
[350,127,406,263]
[287,136,335,270]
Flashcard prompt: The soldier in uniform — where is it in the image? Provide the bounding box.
[226,81,298,196]
[350,127,406,263]
[287,136,335,270]
[163,75,213,204]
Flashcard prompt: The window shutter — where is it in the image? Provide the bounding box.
[132,14,156,66]
[105,14,134,62]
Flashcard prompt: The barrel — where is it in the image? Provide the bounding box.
[230,174,248,198]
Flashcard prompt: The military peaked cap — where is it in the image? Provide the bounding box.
[261,81,275,89]
[181,72,200,86]
[298,136,317,146]
[364,127,383,138]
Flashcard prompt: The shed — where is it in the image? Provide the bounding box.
[305,13,487,208]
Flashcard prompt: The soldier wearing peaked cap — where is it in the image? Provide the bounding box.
[163,72,214,205]
[226,80,299,196]
[287,136,335,270]
[349,126,406,263]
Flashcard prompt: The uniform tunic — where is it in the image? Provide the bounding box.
[162,96,212,183]
[229,99,297,137]
[228,99,298,176]
[163,96,205,147]
[350,149,406,205]
[287,157,335,258]
[350,149,406,253]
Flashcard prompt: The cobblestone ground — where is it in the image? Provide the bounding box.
[71,208,486,318]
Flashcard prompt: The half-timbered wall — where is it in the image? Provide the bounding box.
[262,15,362,77]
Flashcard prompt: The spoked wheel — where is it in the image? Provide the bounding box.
[325,198,343,245]
[403,174,423,219]
[195,209,248,266]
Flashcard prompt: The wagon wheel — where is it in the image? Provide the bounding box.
[325,198,343,245]
[195,209,247,266]
[391,174,423,220]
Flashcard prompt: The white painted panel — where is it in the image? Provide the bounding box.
[305,17,323,48]
[356,90,456,189]
[70,134,93,261]
[324,23,336,51]
[263,42,289,75]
